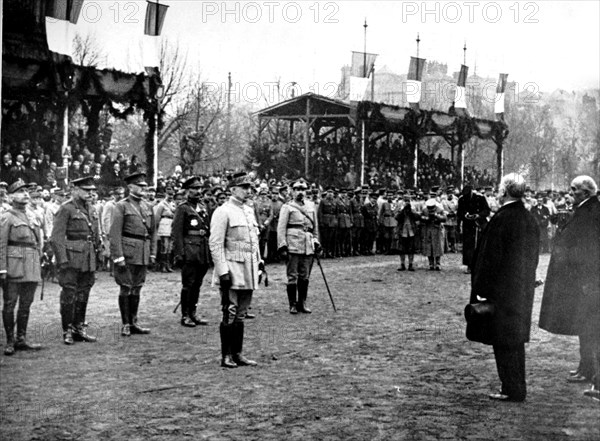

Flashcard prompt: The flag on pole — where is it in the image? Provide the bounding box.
[351,51,378,78]
[143,1,170,70]
[494,73,508,119]
[349,77,371,101]
[406,56,426,109]
[454,64,468,109]
[45,0,84,57]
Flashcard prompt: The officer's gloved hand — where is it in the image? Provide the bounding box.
[313,242,323,256]
[219,273,232,292]
[258,261,265,272]
[278,246,288,259]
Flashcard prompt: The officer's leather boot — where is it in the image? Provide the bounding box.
[60,289,74,337]
[73,300,96,342]
[3,311,15,356]
[129,292,150,334]
[232,321,257,366]
[286,284,298,314]
[118,291,131,337]
[15,310,41,351]
[180,288,195,327]
[297,279,311,313]
[220,322,237,368]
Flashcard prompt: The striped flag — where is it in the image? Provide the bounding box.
[406,57,426,109]
[454,64,468,109]
[494,73,509,119]
[45,0,84,57]
[143,1,170,70]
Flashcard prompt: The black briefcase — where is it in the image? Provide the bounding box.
[464,302,495,345]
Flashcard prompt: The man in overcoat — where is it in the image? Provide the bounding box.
[468,173,540,402]
[210,172,262,368]
[277,179,321,314]
[110,172,156,337]
[0,180,43,355]
[50,176,101,344]
[172,177,211,327]
[539,175,600,401]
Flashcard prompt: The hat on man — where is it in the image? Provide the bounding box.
[124,172,148,186]
[446,185,455,193]
[72,176,96,190]
[292,179,308,190]
[228,172,253,188]
[7,179,28,194]
[0,181,8,189]
[182,176,202,189]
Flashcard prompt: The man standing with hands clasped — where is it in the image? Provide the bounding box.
[277,179,321,314]
[210,172,262,368]
[468,173,539,402]
[110,172,155,337]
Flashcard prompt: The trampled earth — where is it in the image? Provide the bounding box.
[1,253,599,440]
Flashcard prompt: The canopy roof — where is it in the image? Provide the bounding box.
[255,92,354,127]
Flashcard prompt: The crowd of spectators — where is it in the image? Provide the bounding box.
[253,135,496,191]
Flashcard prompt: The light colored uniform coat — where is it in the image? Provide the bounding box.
[277,199,319,255]
[0,209,42,282]
[210,197,261,290]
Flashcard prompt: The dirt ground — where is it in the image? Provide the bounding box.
[1,253,599,441]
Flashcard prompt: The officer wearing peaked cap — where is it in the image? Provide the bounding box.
[277,179,321,314]
[50,176,101,344]
[109,172,156,337]
[210,172,261,368]
[172,176,211,327]
[1,180,44,355]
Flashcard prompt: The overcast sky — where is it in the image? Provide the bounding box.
[78,0,599,104]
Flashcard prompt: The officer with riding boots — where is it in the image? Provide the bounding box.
[1,180,43,355]
[50,176,101,345]
[172,176,211,327]
[317,187,337,258]
[110,172,155,337]
[210,172,261,368]
[277,179,321,314]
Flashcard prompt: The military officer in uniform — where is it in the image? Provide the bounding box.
[457,184,490,273]
[254,187,273,260]
[172,177,211,327]
[1,180,43,355]
[317,187,337,258]
[277,179,321,314]
[362,189,378,255]
[110,172,155,337]
[349,188,364,255]
[210,172,261,368]
[50,176,100,344]
[267,185,286,262]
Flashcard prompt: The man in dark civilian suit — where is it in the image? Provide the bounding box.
[468,173,540,402]
[539,175,600,402]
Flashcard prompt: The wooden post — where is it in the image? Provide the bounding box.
[360,120,366,186]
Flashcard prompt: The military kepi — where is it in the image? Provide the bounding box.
[7,179,28,194]
[228,172,253,188]
[124,172,148,186]
[71,176,96,190]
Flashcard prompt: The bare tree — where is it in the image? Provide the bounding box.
[72,32,104,67]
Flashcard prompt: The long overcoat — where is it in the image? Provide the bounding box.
[209,197,261,290]
[539,197,600,335]
[468,201,540,346]
[0,209,42,283]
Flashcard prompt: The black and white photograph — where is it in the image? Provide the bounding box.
[1,1,599,439]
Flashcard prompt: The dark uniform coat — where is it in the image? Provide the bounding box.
[469,201,540,346]
[539,197,600,335]
[171,200,211,264]
[318,197,338,228]
[50,199,100,272]
[110,196,156,266]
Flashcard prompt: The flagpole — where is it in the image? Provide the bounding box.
[363,19,367,78]
[361,121,366,186]
[153,0,160,186]
[62,99,69,185]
